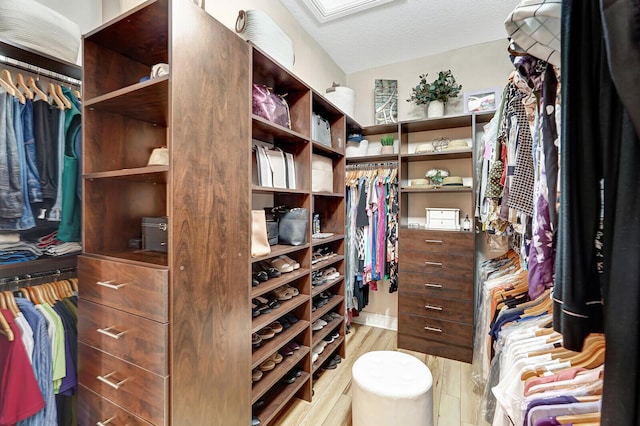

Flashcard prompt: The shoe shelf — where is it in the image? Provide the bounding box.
[84,77,168,125]
[252,296,309,333]
[253,371,310,426]
[311,316,343,347]
[311,276,344,297]
[312,295,344,323]
[252,345,310,404]
[83,165,168,182]
[252,268,310,299]
[312,336,344,374]
[312,234,344,246]
[252,245,310,264]
[253,115,310,145]
[252,320,309,370]
[311,254,344,271]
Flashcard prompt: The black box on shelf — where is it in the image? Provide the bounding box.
[142,216,168,252]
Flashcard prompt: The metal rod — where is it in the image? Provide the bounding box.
[0,266,77,290]
[346,161,398,171]
[0,54,81,86]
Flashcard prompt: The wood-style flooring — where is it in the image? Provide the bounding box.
[273,323,490,426]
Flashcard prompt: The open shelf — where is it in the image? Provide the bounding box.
[312,276,344,297]
[312,295,344,323]
[312,336,345,373]
[312,141,344,157]
[252,296,309,333]
[311,255,344,271]
[253,116,310,145]
[251,245,310,264]
[252,320,309,370]
[400,113,475,133]
[251,346,310,404]
[84,166,168,182]
[253,371,311,426]
[312,316,343,347]
[401,150,472,162]
[252,268,309,299]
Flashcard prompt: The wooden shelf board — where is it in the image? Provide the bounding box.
[255,371,311,426]
[311,191,344,198]
[252,245,310,264]
[311,235,345,247]
[311,276,344,298]
[400,186,472,193]
[252,320,309,370]
[252,295,309,333]
[84,165,168,182]
[0,255,78,280]
[312,336,345,374]
[251,268,310,299]
[361,123,399,136]
[311,317,344,347]
[400,113,474,133]
[251,346,310,404]
[312,295,344,323]
[253,115,310,144]
[311,255,344,271]
[401,150,472,162]
[312,141,344,157]
[346,154,399,163]
[252,185,309,195]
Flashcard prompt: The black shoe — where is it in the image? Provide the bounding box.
[280,373,297,384]
[332,354,342,364]
[252,416,261,426]
[259,261,281,278]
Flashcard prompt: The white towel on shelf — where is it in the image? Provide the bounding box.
[0,0,81,63]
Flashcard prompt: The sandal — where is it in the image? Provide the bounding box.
[258,261,281,278]
[257,327,275,340]
[270,321,283,333]
[270,352,283,364]
[279,255,300,270]
[284,284,299,296]
[259,359,276,372]
[311,252,326,265]
[270,257,294,273]
[272,286,295,301]
[252,333,262,348]
[252,299,271,314]
[252,369,263,382]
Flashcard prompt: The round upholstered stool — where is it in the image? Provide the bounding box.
[351,350,434,426]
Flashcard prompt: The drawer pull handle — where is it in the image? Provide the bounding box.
[97,416,116,426]
[424,326,442,333]
[96,280,127,290]
[425,304,443,311]
[97,372,128,390]
[425,283,443,288]
[425,261,443,267]
[424,239,443,244]
[97,326,127,339]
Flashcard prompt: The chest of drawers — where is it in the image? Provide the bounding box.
[397,229,475,362]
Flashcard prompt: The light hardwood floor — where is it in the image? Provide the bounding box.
[274,323,490,426]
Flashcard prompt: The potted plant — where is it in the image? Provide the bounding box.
[407,70,462,118]
[380,135,395,154]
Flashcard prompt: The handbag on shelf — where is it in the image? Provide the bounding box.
[312,112,332,146]
[263,207,281,246]
[311,154,334,193]
[251,210,271,257]
[252,84,291,129]
[278,207,308,246]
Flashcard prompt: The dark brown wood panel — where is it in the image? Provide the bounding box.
[78,385,154,426]
[79,343,167,425]
[399,251,474,274]
[83,40,154,100]
[398,294,474,323]
[397,333,472,363]
[83,180,167,255]
[84,0,168,67]
[168,2,251,424]
[78,255,168,322]
[398,313,473,347]
[399,228,474,254]
[78,299,169,375]
[83,109,167,173]
[399,271,474,300]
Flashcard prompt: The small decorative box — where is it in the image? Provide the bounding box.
[425,208,460,231]
[142,216,168,252]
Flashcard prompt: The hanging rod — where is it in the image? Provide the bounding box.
[0,54,81,86]
[0,266,77,290]
[346,161,398,171]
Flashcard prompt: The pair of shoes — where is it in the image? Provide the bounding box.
[322,267,340,280]
[322,357,339,370]
[259,359,275,372]
[272,285,298,301]
[252,416,261,426]
[312,343,325,355]
[255,296,279,311]
[279,254,300,270]
[258,261,281,279]
[270,351,283,364]
[252,369,263,382]
[252,299,271,316]
[283,312,298,325]
[252,333,262,348]
[270,257,294,273]
[311,319,327,331]
[269,321,283,333]
[323,331,339,344]
[257,327,275,340]
[280,369,302,384]
[331,354,342,364]
[320,312,341,323]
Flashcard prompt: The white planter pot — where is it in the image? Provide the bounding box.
[427,100,445,118]
[380,145,394,154]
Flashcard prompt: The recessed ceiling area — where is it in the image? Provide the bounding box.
[300,0,397,23]
[280,0,522,74]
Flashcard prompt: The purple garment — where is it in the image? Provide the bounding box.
[523,396,578,426]
[534,419,562,426]
[376,180,385,280]
[528,191,555,299]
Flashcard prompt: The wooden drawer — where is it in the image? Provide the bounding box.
[400,271,473,300]
[78,299,169,376]
[79,255,169,323]
[79,385,154,426]
[397,333,472,363]
[79,343,167,425]
[399,229,473,255]
[399,294,473,324]
[398,313,473,347]
[399,251,473,274]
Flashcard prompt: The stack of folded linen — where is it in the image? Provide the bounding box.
[236,9,294,71]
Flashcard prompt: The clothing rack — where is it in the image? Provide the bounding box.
[0,37,81,85]
[0,266,77,290]
[346,161,398,170]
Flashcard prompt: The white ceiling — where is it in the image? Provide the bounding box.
[279,0,522,74]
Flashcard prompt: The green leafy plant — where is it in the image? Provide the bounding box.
[407,70,462,105]
[380,135,395,146]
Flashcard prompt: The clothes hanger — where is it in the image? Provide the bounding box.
[26,76,47,101]
[73,88,81,100]
[0,74,16,97]
[3,291,19,318]
[16,73,34,100]
[70,277,78,292]
[55,84,72,109]
[1,70,25,104]
[0,310,14,341]
[47,82,66,110]
[0,292,6,309]
[556,412,600,424]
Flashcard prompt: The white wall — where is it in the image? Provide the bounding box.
[34,0,102,34]
[347,39,514,126]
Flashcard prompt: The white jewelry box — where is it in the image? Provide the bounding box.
[425,208,460,230]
